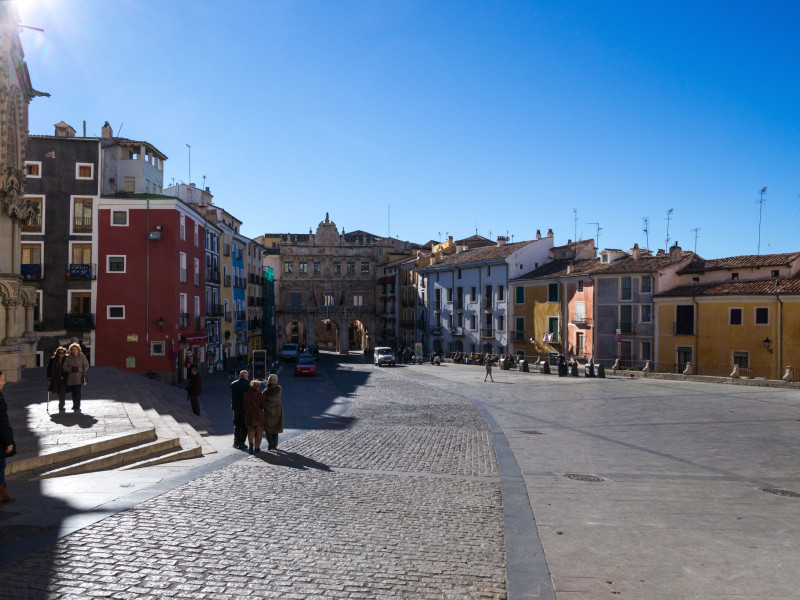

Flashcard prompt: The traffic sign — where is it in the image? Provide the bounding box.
[615,333,622,343]
[168,352,178,361]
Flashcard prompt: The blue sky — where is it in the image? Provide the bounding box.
[17,0,800,259]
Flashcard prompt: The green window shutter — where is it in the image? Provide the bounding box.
[516,286,524,303]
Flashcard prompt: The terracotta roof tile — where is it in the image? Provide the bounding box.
[425,241,533,268]
[679,252,800,274]
[656,276,800,297]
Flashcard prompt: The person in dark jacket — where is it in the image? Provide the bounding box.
[263,374,284,451]
[243,380,266,454]
[61,342,89,412]
[185,365,202,416]
[47,347,68,412]
[230,370,250,450]
[0,371,17,503]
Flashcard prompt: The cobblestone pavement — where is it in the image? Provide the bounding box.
[0,363,510,599]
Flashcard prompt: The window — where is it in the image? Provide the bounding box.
[447,288,453,302]
[640,305,652,323]
[347,262,355,274]
[471,287,477,302]
[730,308,742,325]
[353,294,364,306]
[640,276,652,294]
[284,261,293,274]
[107,255,126,273]
[107,305,125,319]
[487,265,491,276]
[22,196,43,232]
[75,163,94,179]
[111,210,128,226]
[731,272,739,281]
[548,317,559,342]
[755,307,769,325]
[497,285,504,301]
[334,262,341,275]
[457,268,461,279]
[180,214,186,240]
[621,276,632,300]
[576,332,585,351]
[72,243,92,265]
[179,252,187,282]
[314,262,320,275]
[575,301,586,323]
[21,243,42,280]
[675,305,694,335]
[72,197,92,233]
[456,287,464,309]
[498,315,505,331]
[361,262,369,274]
[194,258,200,285]
[641,341,651,361]
[290,293,301,309]
[577,280,584,293]
[194,224,199,246]
[299,262,308,275]
[733,351,749,368]
[516,286,525,304]
[150,341,165,356]
[448,314,454,328]
[25,161,41,177]
[515,317,524,337]
[548,283,558,303]
[619,305,633,333]
[470,315,477,329]
[772,270,780,278]
[123,177,135,192]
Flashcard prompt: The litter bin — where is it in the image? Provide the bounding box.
[540,360,551,374]
[519,359,528,372]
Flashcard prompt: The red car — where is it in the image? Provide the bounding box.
[294,356,317,377]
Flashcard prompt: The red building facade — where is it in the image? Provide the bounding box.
[95,195,207,379]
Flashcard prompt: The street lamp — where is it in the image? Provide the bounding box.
[157,317,165,331]
[762,337,773,353]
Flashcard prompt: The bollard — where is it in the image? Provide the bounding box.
[611,358,620,375]
[682,362,693,375]
[597,364,606,378]
[540,361,551,374]
[570,362,579,377]
[519,359,529,373]
[730,364,740,379]
[643,360,651,373]
[782,366,792,382]
[586,362,594,378]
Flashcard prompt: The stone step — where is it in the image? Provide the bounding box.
[120,445,203,470]
[37,437,181,479]
[6,428,157,478]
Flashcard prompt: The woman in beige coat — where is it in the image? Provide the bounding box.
[263,374,284,451]
[61,343,89,412]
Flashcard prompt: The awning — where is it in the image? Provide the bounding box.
[182,335,207,343]
[377,275,396,285]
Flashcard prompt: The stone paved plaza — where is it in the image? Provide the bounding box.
[2,358,800,599]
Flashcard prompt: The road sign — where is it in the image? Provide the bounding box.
[168,352,178,361]
[615,333,622,343]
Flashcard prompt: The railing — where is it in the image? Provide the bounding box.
[514,331,525,342]
[224,275,231,287]
[275,304,368,317]
[206,303,223,317]
[194,273,200,285]
[22,218,42,233]
[179,268,187,283]
[480,328,494,339]
[616,321,635,335]
[21,264,42,280]
[73,217,92,233]
[64,313,94,330]
[236,311,247,322]
[206,269,220,283]
[569,313,592,326]
[224,312,232,322]
[673,321,694,335]
[180,312,190,328]
[483,297,492,309]
[67,264,96,280]
[195,316,204,329]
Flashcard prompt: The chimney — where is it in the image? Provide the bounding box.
[669,244,682,260]
[547,228,554,238]
[101,121,113,139]
[632,243,640,260]
[536,229,541,240]
[567,260,573,274]
[449,235,453,243]
[656,249,665,257]
[496,236,508,246]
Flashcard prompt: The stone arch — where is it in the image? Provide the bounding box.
[284,319,306,345]
[314,318,340,352]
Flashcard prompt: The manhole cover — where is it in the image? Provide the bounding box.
[564,473,604,482]
[759,487,800,498]
[520,430,543,435]
[0,525,52,543]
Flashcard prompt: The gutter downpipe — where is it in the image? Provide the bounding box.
[777,291,783,378]
[692,291,699,372]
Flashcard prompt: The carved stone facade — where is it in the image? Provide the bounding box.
[0,5,45,380]
[275,214,409,353]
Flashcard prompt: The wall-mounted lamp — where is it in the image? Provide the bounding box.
[763,337,773,353]
[157,317,165,331]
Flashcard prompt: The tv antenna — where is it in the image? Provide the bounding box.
[665,208,674,251]
[757,186,767,255]
[573,208,578,241]
[588,222,601,249]
[642,217,650,251]
[690,227,701,254]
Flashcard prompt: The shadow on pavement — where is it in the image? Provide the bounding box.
[47,411,99,428]
[255,450,331,471]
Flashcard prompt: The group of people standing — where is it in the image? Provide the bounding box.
[46,341,90,412]
[231,371,284,454]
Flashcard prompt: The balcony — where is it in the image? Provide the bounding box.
[21,264,42,281]
[194,273,200,286]
[569,313,592,327]
[67,264,96,280]
[179,268,187,283]
[480,328,494,339]
[249,318,262,329]
[73,216,92,233]
[206,269,220,283]
[223,275,231,287]
[195,316,205,329]
[22,217,42,233]
[206,303,223,317]
[514,331,525,342]
[224,312,232,322]
[64,313,94,330]
[450,327,463,336]
[616,321,635,335]
[180,312,190,328]
[673,321,694,335]
[483,298,493,310]
[236,311,247,322]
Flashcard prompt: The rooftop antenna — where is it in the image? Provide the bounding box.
[186,144,191,185]
[117,123,123,138]
[757,186,767,255]
[588,222,601,249]
[202,175,206,191]
[690,227,701,254]
[388,205,391,238]
[642,217,650,251]
[665,208,674,251]
[573,208,578,241]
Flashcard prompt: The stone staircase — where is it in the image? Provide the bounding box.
[5,367,217,481]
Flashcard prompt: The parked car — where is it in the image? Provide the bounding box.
[373,347,396,367]
[294,356,317,377]
[280,343,300,362]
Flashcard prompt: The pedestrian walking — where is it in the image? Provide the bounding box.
[230,369,250,450]
[47,347,68,412]
[0,370,17,503]
[61,342,89,412]
[263,373,284,451]
[243,380,266,454]
[185,365,202,416]
[484,357,494,382]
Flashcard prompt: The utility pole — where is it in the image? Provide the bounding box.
[757,187,767,255]
[665,208,674,251]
